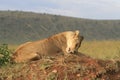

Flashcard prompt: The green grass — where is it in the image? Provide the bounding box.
[79,40,120,60]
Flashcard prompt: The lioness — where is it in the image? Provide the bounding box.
[12,30,84,63]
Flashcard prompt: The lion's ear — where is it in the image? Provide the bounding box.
[75,30,79,35]
[74,30,80,38]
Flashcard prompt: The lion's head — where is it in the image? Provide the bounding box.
[66,30,84,54]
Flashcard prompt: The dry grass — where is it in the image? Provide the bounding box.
[8,45,18,51]
[8,40,120,60]
[79,40,120,60]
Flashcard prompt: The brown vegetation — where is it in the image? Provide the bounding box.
[0,53,120,80]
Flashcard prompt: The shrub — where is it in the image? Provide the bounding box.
[0,44,12,66]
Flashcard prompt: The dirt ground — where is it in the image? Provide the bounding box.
[0,52,120,80]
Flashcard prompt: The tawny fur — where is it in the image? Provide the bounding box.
[12,30,83,63]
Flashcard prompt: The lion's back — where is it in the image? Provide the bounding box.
[12,31,73,63]
[14,42,32,53]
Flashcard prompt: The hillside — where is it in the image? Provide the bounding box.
[0,11,120,44]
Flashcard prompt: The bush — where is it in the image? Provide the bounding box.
[0,44,12,66]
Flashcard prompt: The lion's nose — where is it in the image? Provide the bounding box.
[66,48,71,53]
[66,48,75,54]
[70,51,75,54]
[68,48,75,54]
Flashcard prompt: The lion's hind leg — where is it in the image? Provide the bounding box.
[12,52,41,63]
